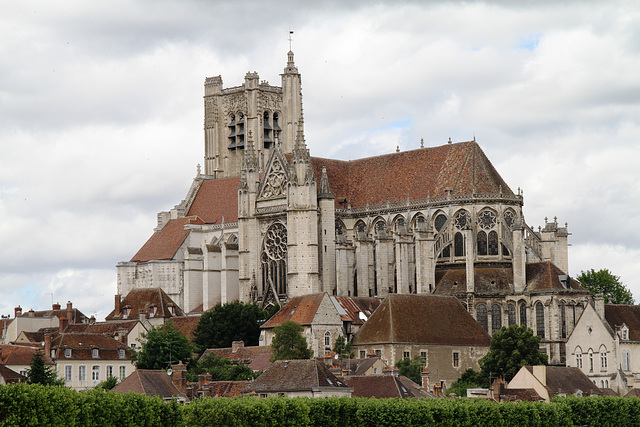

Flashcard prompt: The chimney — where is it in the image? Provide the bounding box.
[383,367,397,376]
[44,333,51,357]
[114,294,121,315]
[27,309,34,317]
[342,367,350,377]
[231,341,244,354]
[595,294,605,318]
[421,367,430,390]
[14,306,22,317]
[66,301,73,323]
[89,315,95,325]
[59,316,68,333]
[172,362,187,394]
[52,302,61,310]
[329,366,341,377]
[139,309,147,322]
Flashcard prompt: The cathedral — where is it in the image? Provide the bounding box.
[117,50,590,365]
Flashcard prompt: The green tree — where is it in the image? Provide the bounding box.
[95,375,119,390]
[135,323,194,370]
[26,350,64,386]
[447,368,489,396]
[577,268,634,304]
[194,354,258,381]
[395,355,424,385]
[332,335,354,359]
[193,301,272,354]
[480,325,547,382]
[270,321,313,361]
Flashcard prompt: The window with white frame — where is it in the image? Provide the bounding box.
[600,345,608,370]
[65,348,72,358]
[623,351,631,371]
[622,327,629,340]
[119,366,126,380]
[78,365,86,382]
[64,365,72,382]
[92,348,99,359]
[119,349,126,359]
[588,349,594,372]
[453,351,460,368]
[106,365,113,378]
[92,365,100,383]
[575,347,583,369]
[324,332,331,347]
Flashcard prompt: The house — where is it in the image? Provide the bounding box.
[566,298,640,395]
[0,364,26,384]
[199,341,272,373]
[106,288,184,327]
[351,294,491,388]
[344,374,435,398]
[507,365,603,402]
[113,369,188,402]
[242,359,353,398]
[47,332,134,390]
[260,293,379,357]
[0,344,55,377]
[63,319,148,350]
[3,302,87,344]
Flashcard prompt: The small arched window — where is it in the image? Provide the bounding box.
[507,304,516,326]
[324,332,331,347]
[491,304,502,334]
[415,215,426,231]
[488,231,499,255]
[519,301,527,327]
[535,302,545,338]
[476,304,488,333]
[588,349,594,372]
[575,347,583,369]
[600,345,608,369]
[454,232,465,257]
[477,231,488,256]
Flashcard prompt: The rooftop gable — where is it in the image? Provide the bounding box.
[106,288,183,321]
[604,304,640,341]
[261,293,327,329]
[525,365,602,397]
[352,294,491,347]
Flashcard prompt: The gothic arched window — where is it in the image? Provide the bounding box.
[575,347,583,369]
[535,302,545,338]
[488,231,499,255]
[519,301,527,327]
[476,304,488,333]
[454,232,465,257]
[492,304,502,333]
[434,214,447,232]
[261,222,288,297]
[600,345,608,369]
[560,303,567,338]
[477,231,488,256]
[415,215,426,231]
[508,304,516,326]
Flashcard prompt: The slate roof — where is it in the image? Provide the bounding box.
[604,304,640,341]
[245,359,351,393]
[106,288,183,320]
[311,141,512,209]
[352,294,491,347]
[200,345,273,372]
[261,293,326,329]
[345,375,435,398]
[525,366,602,398]
[0,364,26,384]
[50,333,130,361]
[113,370,187,401]
[0,344,54,366]
[131,216,205,263]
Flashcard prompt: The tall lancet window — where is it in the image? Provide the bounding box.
[261,222,288,297]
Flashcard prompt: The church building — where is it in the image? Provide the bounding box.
[117,50,590,365]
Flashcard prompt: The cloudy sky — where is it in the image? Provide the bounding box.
[1,0,638,320]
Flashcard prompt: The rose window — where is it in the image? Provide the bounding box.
[477,211,497,230]
[454,211,470,230]
[504,210,515,230]
[264,223,287,260]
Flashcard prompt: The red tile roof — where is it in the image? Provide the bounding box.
[130,216,204,263]
[113,370,187,400]
[166,316,201,340]
[435,266,513,294]
[525,261,586,292]
[0,345,54,366]
[524,366,602,398]
[246,359,351,393]
[51,333,130,361]
[345,375,435,398]
[0,364,26,383]
[605,304,640,341]
[200,344,273,372]
[332,297,380,325]
[261,293,326,329]
[106,288,183,320]
[352,294,491,347]
[197,380,251,398]
[311,141,512,209]
[63,320,140,338]
[186,177,240,223]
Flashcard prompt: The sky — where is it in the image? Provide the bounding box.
[1,0,639,321]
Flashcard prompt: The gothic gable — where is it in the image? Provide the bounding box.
[258,146,290,201]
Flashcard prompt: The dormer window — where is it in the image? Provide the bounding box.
[122,307,130,319]
[65,348,72,358]
[622,326,629,340]
[119,349,126,359]
[92,348,99,359]
[149,305,156,317]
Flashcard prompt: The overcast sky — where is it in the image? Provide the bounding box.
[1,0,638,321]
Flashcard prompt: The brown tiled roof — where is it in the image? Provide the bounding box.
[16,307,87,324]
[246,359,351,393]
[0,345,54,366]
[605,304,640,341]
[63,320,140,338]
[345,375,435,398]
[200,344,273,372]
[166,316,201,340]
[525,262,586,292]
[0,364,26,383]
[261,293,326,329]
[625,388,640,398]
[186,177,240,223]
[131,216,204,263]
[200,380,251,398]
[333,297,380,325]
[106,288,183,320]
[525,366,602,398]
[501,388,543,402]
[310,141,512,209]
[19,328,58,343]
[352,294,491,347]
[50,333,130,361]
[434,266,513,295]
[329,357,382,375]
[112,370,187,400]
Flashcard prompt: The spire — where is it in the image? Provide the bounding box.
[284,50,298,74]
[242,131,258,173]
[291,119,310,162]
[318,166,334,199]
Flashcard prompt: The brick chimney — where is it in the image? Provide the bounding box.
[52,302,61,310]
[14,306,22,317]
[231,341,244,354]
[66,301,73,323]
[421,367,430,390]
[59,316,68,333]
[44,333,51,357]
[172,362,187,394]
[89,315,95,325]
[114,294,121,315]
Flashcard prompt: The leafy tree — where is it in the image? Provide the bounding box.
[194,354,258,381]
[577,268,634,304]
[332,335,354,359]
[395,355,424,385]
[270,321,313,361]
[193,301,272,354]
[95,376,119,390]
[480,325,547,382]
[447,368,489,396]
[26,350,64,386]
[135,323,194,370]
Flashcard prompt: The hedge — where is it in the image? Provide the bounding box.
[3,383,640,427]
